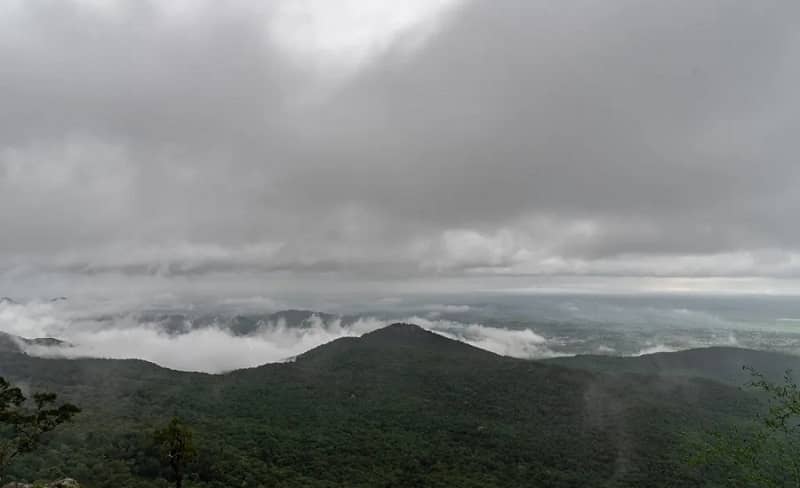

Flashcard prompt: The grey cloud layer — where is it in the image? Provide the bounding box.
[1,0,799,294]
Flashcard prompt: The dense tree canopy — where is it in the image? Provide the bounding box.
[0,376,79,480]
[154,417,196,488]
[0,325,790,487]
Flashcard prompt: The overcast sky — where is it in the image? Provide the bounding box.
[1,0,799,301]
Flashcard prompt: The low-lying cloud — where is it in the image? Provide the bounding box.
[0,299,559,373]
[3,295,799,373]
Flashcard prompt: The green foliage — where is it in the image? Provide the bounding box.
[692,366,800,487]
[0,325,778,487]
[0,376,80,479]
[154,417,196,488]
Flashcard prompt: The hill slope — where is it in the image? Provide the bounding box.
[547,346,800,385]
[0,331,69,354]
[0,323,766,487]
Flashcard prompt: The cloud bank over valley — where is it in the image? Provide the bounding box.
[3,295,799,373]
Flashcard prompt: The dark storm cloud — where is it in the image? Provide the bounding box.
[1,0,799,295]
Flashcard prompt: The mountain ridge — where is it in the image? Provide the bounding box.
[548,345,800,385]
[0,330,70,355]
[3,319,800,378]
[0,321,774,487]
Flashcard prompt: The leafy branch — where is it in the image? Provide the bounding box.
[0,377,80,479]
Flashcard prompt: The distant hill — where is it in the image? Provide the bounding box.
[295,322,499,367]
[130,309,356,337]
[228,309,346,336]
[0,323,770,487]
[0,331,69,354]
[547,346,800,385]
[0,297,67,305]
[267,309,341,325]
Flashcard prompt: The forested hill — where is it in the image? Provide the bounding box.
[547,346,800,386]
[0,331,68,354]
[0,323,779,487]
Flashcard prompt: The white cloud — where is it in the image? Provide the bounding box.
[1,0,799,297]
[267,0,462,74]
[422,304,471,313]
[0,299,559,372]
[25,317,385,373]
[399,316,557,359]
[633,344,677,356]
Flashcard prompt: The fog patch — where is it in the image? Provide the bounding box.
[595,345,617,355]
[422,304,471,313]
[633,344,677,356]
[405,316,558,359]
[16,311,390,373]
[23,321,380,373]
[0,299,559,372]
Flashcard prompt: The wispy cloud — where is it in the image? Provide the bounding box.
[0,299,559,372]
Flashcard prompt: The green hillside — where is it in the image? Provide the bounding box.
[0,324,771,487]
[547,346,800,386]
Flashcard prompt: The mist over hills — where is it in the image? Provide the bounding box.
[2,0,799,485]
[1,298,561,371]
[132,309,360,337]
[0,330,69,354]
[0,322,777,486]
[550,346,800,386]
[4,294,800,373]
